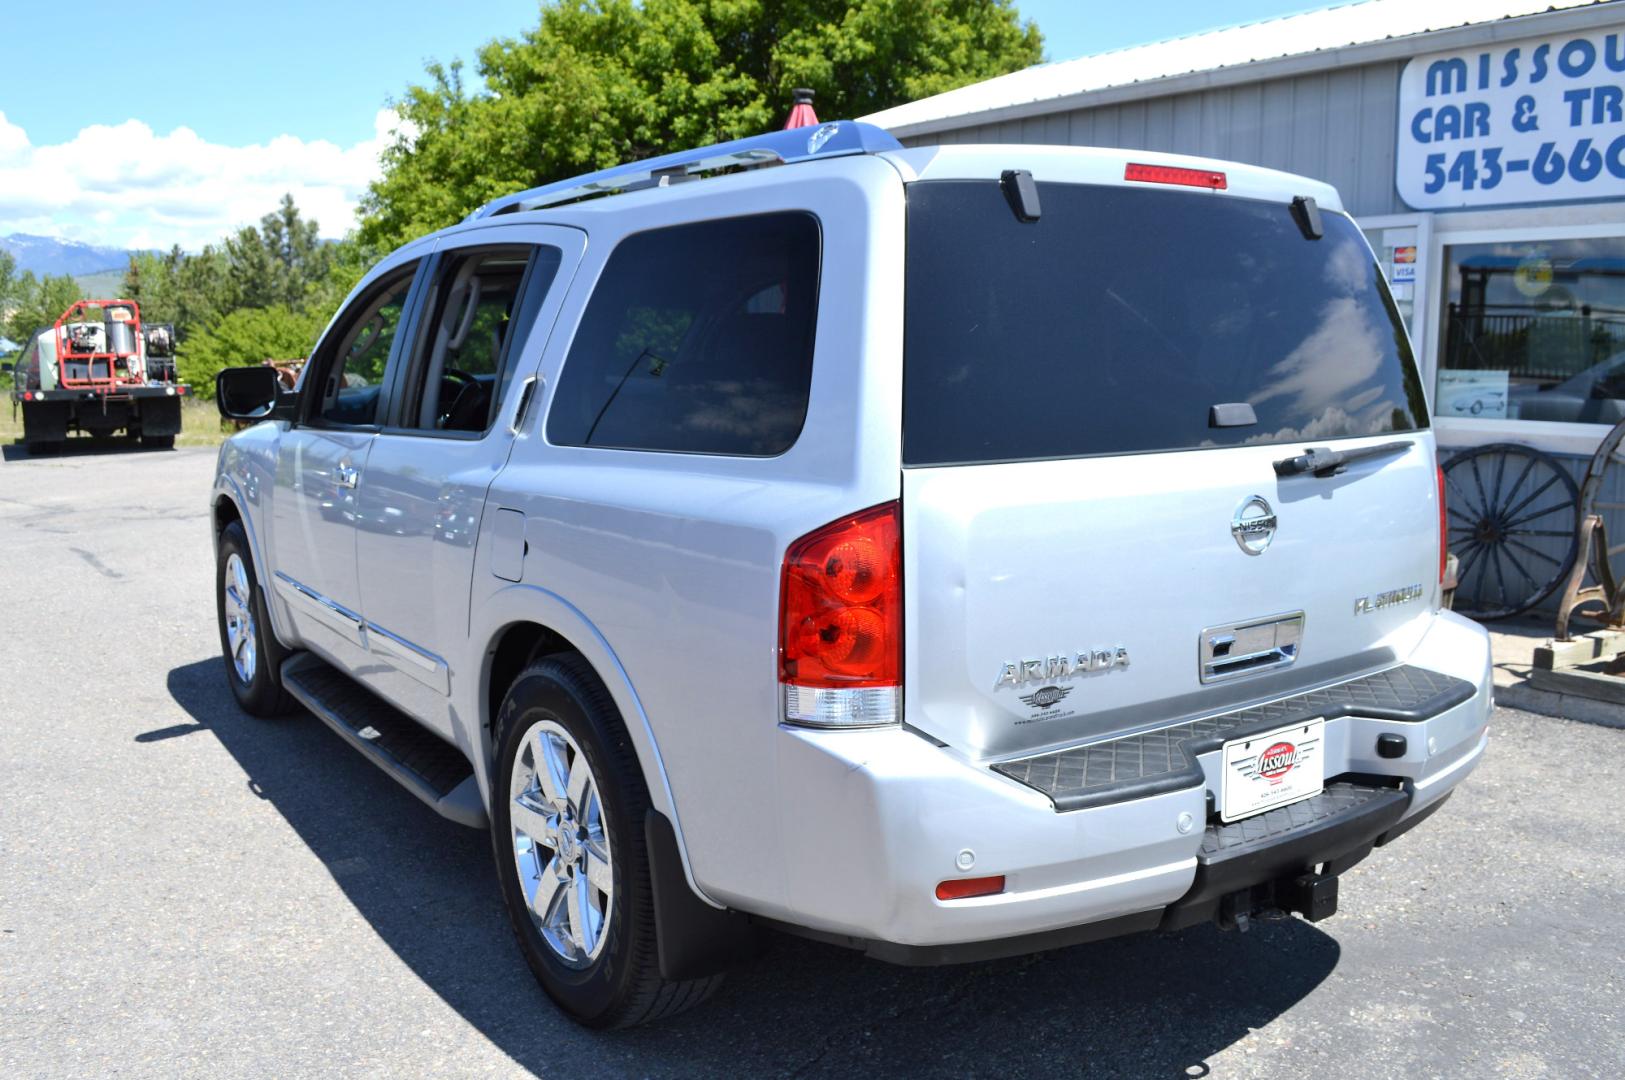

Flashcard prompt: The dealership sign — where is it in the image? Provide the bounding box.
[1397,30,1625,209]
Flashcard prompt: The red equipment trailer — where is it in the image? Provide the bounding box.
[10,298,190,452]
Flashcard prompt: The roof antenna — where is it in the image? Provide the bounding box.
[784,88,819,130]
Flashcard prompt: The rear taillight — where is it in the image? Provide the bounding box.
[1437,464,1448,585]
[779,502,901,727]
[1125,163,1227,189]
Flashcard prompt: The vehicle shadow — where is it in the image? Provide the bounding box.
[161,658,1340,1078]
[1,436,174,462]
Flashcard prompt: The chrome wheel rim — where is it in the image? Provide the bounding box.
[222,553,256,685]
[509,719,614,968]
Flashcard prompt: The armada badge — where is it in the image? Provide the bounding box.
[995,647,1129,689]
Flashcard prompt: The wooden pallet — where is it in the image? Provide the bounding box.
[1531,628,1625,705]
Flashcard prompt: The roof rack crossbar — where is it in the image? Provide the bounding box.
[466,121,901,220]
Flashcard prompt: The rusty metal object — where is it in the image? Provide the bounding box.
[263,358,306,389]
[1556,416,1625,639]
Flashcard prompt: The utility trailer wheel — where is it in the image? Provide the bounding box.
[141,433,176,450]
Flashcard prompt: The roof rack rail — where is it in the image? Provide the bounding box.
[466,121,902,220]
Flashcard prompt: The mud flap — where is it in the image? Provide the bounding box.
[136,396,183,437]
[644,809,759,980]
[20,400,70,443]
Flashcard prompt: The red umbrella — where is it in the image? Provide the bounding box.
[784,88,819,130]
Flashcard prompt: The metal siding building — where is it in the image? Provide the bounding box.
[919,63,1411,219]
[864,0,1625,615]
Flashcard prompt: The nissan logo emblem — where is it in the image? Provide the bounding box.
[1231,495,1278,555]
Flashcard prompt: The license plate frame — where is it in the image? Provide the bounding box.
[1219,718,1326,823]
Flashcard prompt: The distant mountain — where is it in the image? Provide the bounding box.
[0,233,152,277]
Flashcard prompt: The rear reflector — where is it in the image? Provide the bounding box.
[936,875,1005,901]
[1125,163,1227,190]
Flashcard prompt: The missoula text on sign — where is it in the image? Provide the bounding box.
[1397,29,1625,209]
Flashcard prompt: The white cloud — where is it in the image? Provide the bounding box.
[0,109,407,251]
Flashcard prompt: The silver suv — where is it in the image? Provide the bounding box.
[211,121,1493,1027]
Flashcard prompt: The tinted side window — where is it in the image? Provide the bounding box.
[312,265,418,427]
[547,213,820,456]
[398,246,560,433]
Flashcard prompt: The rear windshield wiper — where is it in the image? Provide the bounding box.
[1273,439,1412,479]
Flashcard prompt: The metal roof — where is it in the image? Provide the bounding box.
[861,0,1617,138]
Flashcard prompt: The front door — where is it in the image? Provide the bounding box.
[351,226,584,739]
[269,257,424,672]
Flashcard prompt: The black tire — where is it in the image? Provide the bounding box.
[215,521,294,716]
[141,433,176,449]
[27,441,61,456]
[491,656,724,1028]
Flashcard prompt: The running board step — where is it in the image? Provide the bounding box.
[281,654,487,829]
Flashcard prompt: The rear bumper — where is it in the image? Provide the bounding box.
[749,609,1491,959]
[14,385,189,403]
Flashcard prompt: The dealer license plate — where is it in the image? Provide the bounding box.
[1219,718,1325,823]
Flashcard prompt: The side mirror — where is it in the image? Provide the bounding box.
[217,366,293,421]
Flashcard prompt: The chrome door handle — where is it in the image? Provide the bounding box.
[335,464,359,489]
[511,375,540,436]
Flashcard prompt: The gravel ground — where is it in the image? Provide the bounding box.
[2,445,1623,1079]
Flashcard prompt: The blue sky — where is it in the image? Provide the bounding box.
[0,0,1334,250]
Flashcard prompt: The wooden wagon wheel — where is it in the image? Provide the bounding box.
[1442,443,1579,620]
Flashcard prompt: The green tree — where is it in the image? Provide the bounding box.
[0,250,16,387]
[224,194,334,310]
[4,272,83,344]
[180,305,329,399]
[360,0,1041,248]
[122,244,231,338]
[302,234,378,319]
[0,249,18,310]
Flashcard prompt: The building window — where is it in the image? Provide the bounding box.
[1438,236,1625,424]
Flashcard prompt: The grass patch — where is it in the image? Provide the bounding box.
[1,396,231,448]
[178,398,232,447]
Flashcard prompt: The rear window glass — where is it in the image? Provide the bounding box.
[903,181,1428,466]
[547,212,820,456]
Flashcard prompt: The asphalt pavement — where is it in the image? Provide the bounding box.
[2,443,1622,1079]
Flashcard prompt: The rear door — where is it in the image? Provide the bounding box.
[901,176,1438,758]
